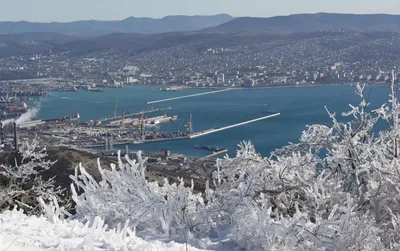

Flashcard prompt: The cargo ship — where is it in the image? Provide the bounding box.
[195,145,226,152]
[7,102,28,112]
[1,102,28,118]
[106,115,178,127]
[156,86,188,92]
[147,115,178,125]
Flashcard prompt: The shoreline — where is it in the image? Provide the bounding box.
[32,81,393,159]
[127,81,392,92]
[43,81,393,94]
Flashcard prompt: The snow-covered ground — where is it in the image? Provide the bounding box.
[0,209,210,251]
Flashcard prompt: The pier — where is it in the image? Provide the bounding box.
[102,107,172,122]
[82,135,190,148]
[190,113,280,138]
[147,89,233,104]
[200,149,228,160]
[195,145,228,159]
[82,113,280,149]
[144,136,189,143]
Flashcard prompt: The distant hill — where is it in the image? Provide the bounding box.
[207,13,400,33]
[0,14,234,35]
[0,30,354,58]
[51,31,305,56]
[0,30,292,57]
[0,32,76,58]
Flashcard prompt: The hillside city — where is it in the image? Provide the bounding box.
[1,31,400,91]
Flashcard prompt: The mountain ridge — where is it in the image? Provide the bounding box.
[206,13,400,33]
[0,14,234,35]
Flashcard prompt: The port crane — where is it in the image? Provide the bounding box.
[176,119,185,133]
[113,97,119,118]
[2,92,10,109]
[1,96,8,109]
[184,113,193,134]
[119,109,125,127]
[139,111,145,137]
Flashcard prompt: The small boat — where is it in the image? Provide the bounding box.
[88,87,104,92]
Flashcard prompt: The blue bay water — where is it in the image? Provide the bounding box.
[38,85,390,157]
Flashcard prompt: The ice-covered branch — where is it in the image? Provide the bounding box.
[0,137,63,215]
[71,151,210,239]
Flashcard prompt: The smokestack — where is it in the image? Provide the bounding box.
[13,122,18,152]
[109,137,113,150]
[0,122,3,145]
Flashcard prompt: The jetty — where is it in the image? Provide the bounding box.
[82,135,190,148]
[190,113,280,139]
[147,89,233,104]
[195,145,228,160]
[200,149,228,160]
[102,107,172,122]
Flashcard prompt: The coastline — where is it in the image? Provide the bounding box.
[148,81,391,92]
[43,81,392,94]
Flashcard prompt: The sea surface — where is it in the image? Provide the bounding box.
[37,85,391,157]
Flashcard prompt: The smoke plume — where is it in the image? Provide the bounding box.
[1,103,41,127]
[15,106,40,125]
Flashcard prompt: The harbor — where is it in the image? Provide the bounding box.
[24,109,279,150]
[0,83,390,158]
[0,85,286,159]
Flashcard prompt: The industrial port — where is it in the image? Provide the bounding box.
[0,88,280,166]
[0,85,282,195]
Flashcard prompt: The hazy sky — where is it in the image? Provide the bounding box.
[1,0,400,22]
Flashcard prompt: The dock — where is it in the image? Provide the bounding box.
[200,149,228,160]
[144,136,189,143]
[106,115,177,127]
[147,89,233,104]
[82,135,190,148]
[190,113,280,138]
[81,112,280,150]
[101,107,172,122]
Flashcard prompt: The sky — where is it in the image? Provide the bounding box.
[1,0,400,22]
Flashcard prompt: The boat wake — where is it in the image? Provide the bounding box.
[91,100,115,104]
[61,97,113,104]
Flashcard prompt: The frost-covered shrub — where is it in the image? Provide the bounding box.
[0,138,64,215]
[71,151,212,239]
[206,73,400,250]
